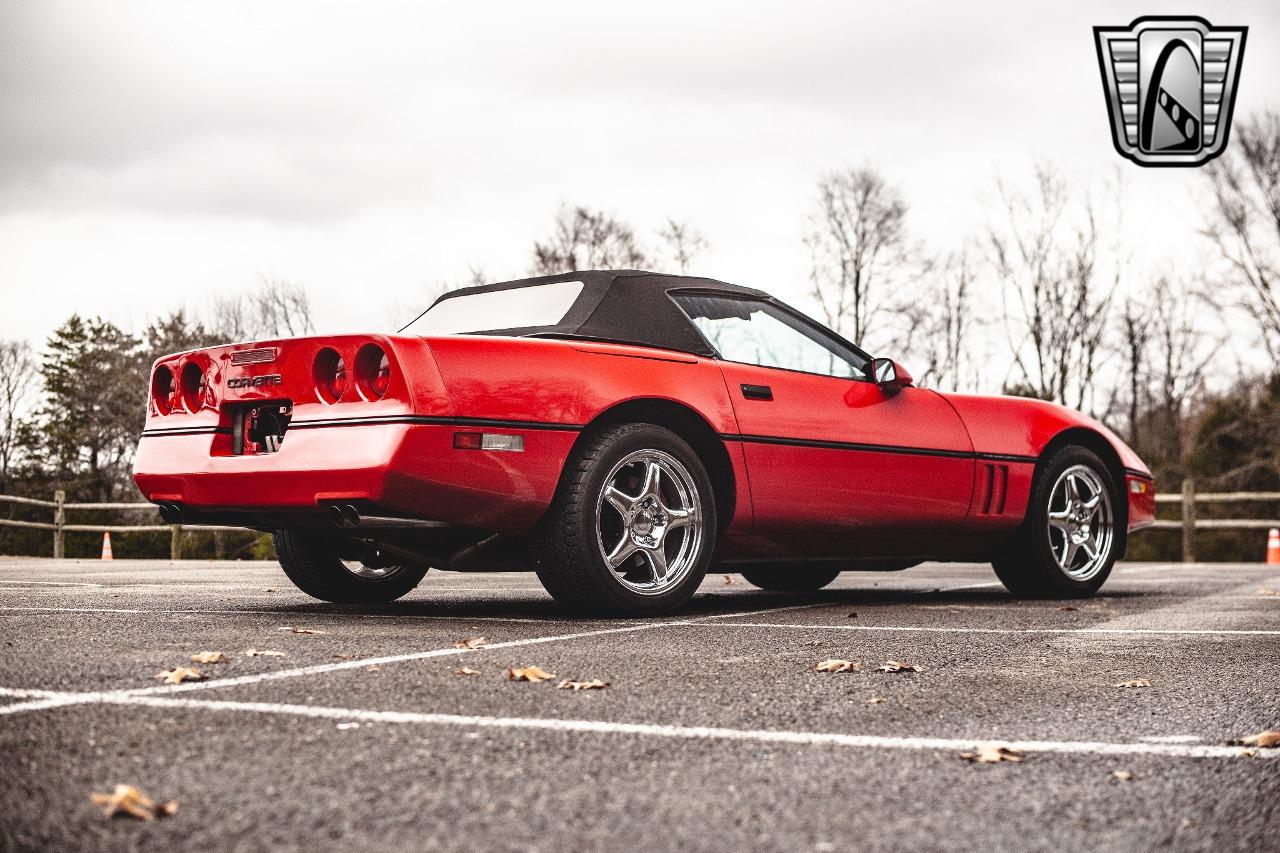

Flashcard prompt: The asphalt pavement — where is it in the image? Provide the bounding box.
[0,558,1277,852]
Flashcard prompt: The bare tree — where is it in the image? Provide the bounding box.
[805,168,914,349]
[209,279,315,343]
[987,164,1115,409]
[1203,111,1280,359]
[898,251,978,391]
[656,218,708,274]
[531,206,649,275]
[1117,294,1152,444]
[1144,276,1218,462]
[0,340,35,492]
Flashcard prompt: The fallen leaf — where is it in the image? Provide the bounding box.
[507,665,555,682]
[1114,679,1152,688]
[1231,730,1280,748]
[1058,605,1077,612]
[723,575,735,585]
[960,745,1024,764]
[1112,770,1134,781]
[866,697,887,705]
[90,784,178,820]
[365,665,381,672]
[243,648,286,657]
[190,651,227,664]
[453,636,488,649]
[154,667,205,684]
[815,659,860,673]
[286,627,326,635]
[454,667,480,676]
[556,679,609,690]
[877,660,922,673]
[265,588,277,593]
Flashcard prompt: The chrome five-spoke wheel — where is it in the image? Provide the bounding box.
[596,449,703,596]
[1046,464,1114,581]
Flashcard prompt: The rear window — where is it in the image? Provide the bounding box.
[402,280,584,336]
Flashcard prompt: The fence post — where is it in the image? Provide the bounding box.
[1181,478,1196,563]
[53,490,66,559]
[170,524,183,560]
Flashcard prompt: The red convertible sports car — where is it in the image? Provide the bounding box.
[134,271,1155,614]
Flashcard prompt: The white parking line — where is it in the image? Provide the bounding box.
[122,621,693,698]
[68,693,1270,760]
[706,622,1280,637]
[1,684,1264,759]
[0,605,551,624]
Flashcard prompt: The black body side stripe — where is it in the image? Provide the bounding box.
[720,433,1037,463]
[139,426,230,437]
[139,418,1044,467]
[141,415,584,437]
[287,415,585,431]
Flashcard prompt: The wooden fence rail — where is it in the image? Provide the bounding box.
[0,491,246,559]
[2,481,1277,562]
[1149,479,1279,562]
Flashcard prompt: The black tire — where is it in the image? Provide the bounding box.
[740,566,841,591]
[274,529,427,604]
[992,445,1121,598]
[535,423,717,616]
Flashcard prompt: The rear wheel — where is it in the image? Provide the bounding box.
[536,423,716,615]
[992,446,1119,597]
[274,529,428,603]
[740,566,841,591]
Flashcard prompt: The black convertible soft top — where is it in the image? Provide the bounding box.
[410,270,775,358]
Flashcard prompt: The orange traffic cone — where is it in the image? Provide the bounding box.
[101,531,114,560]
[1267,528,1280,565]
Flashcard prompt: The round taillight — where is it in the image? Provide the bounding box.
[355,344,391,400]
[152,365,175,414]
[314,348,347,404]
[180,362,205,412]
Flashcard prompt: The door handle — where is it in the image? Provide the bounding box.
[741,384,773,401]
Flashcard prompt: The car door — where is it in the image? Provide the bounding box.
[670,292,975,535]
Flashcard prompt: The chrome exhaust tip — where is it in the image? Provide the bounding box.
[157,503,184,524]
[329,504,361,528]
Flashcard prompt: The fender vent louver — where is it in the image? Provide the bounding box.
[231,347,278,366]
[980,463,1009,515]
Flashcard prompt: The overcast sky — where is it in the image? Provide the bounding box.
[2,1,1278,353]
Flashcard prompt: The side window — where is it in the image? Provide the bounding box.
[671,294,868,380]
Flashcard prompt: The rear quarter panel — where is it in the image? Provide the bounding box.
[423,336,751,532]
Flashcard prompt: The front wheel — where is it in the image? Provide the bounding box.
[992,446,1120,598]
[274,530,428,603]
[535,423,716,615]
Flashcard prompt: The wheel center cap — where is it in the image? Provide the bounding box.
[631,499,665,540]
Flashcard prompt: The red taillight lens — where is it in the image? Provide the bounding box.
[152,365,175,414]
[314,348,347,404]
[180,362,205,412]
[355,344,391,400]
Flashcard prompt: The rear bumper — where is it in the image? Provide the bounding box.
[133,421,577,534]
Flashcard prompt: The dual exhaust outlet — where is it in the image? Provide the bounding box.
[328,504,449,531]
[154,501,446,531]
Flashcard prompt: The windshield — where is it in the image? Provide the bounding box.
[401,280,584,335]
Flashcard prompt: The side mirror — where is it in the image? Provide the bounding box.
[871,358,914,395]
